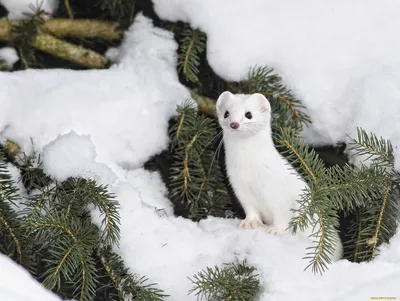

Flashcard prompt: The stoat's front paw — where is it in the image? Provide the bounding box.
[239,219,264,229]
[264,225,286,236]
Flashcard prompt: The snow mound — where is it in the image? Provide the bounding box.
[42,131,118,185]
[0,253,62,301]
[0,47,19,67]
[0,13,191,173]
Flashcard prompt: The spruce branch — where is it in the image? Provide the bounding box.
[54,178,121,246]
[97,0,136,20]
[0,152,25,264]
[169,101,230,220]
[340,128,399,262]
[178,25,206,83]
[99,246,167,301]
[348,127,394,167]
[228,66,310,132]
[325,164,389,212]
[275,128,340,273]
[188,259,260,301]
[27,210,99,301]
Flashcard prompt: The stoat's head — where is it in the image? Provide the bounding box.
[216,91,271,137]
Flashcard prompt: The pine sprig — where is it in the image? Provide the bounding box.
[276,127,325,185]
[54,178,121,246]
[178,25,207,83]
[342,128,399,262]
[0,152,25,265]
[275,128,342,273]
[228,66,310,132]
[169,101,230,221]
[97,0,136,20]
[348,127,394,167]
[99,246,167,301]
[188,259,260,301]
[326,164,389,212]
[27,210,99,301]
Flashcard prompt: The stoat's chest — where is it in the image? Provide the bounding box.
[223,137,305,199]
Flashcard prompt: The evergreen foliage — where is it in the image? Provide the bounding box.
[343,128,399,262]
[168,101,231,221]
[189,259,260,301]
[0,152,27,266]
[178,25,207,83]
[97,0,136,20]
[228,66,311,132]
[0,58,12,71]
[0,150,166,301]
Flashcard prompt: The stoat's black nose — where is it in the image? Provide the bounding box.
[230,122,239,129]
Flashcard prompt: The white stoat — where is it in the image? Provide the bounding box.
[216,91,343,262]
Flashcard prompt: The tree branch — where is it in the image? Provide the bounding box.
[0,18,122,69]
[41,19,122,40]
[33,33,108,69]
[190,90,217,117]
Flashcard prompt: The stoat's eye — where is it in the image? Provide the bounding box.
[224,111,229,118]
[245,111,252,119]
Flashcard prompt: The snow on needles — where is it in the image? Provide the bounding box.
[1,10,400,301]
[152,0,400,168]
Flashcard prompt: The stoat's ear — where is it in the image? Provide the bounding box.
[216,91,234,113]
[250,93,270,113]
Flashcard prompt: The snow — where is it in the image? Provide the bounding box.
[0,253,62,301]
[152,0,400,169]
[42,131,118,185]
[0,14,191,172]
[0,0,59,19]
[0,47,19,67]
[0,8,399,301]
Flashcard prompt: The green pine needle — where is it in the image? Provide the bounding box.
[178,25,207,83]
[189,259,261,301]
[228,65,311,132]
[97,0,136,20]
[348,127,394,167]
[27,210,99,301]
[99,246,167,301]
[169,101,230,221]
[55,178,121,247]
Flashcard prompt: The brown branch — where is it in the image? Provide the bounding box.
[33,33,108,69]
[0,18,123,69]
[64,0,74,19]
[0,18,122,41]
[41,19,122,40]
[0,19,12,40]
[190,90,217,117]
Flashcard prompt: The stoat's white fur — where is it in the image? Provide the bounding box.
[216,91,343,262]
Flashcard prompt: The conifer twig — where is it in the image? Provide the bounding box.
[65,0,74,19]
[190,90,216,117]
